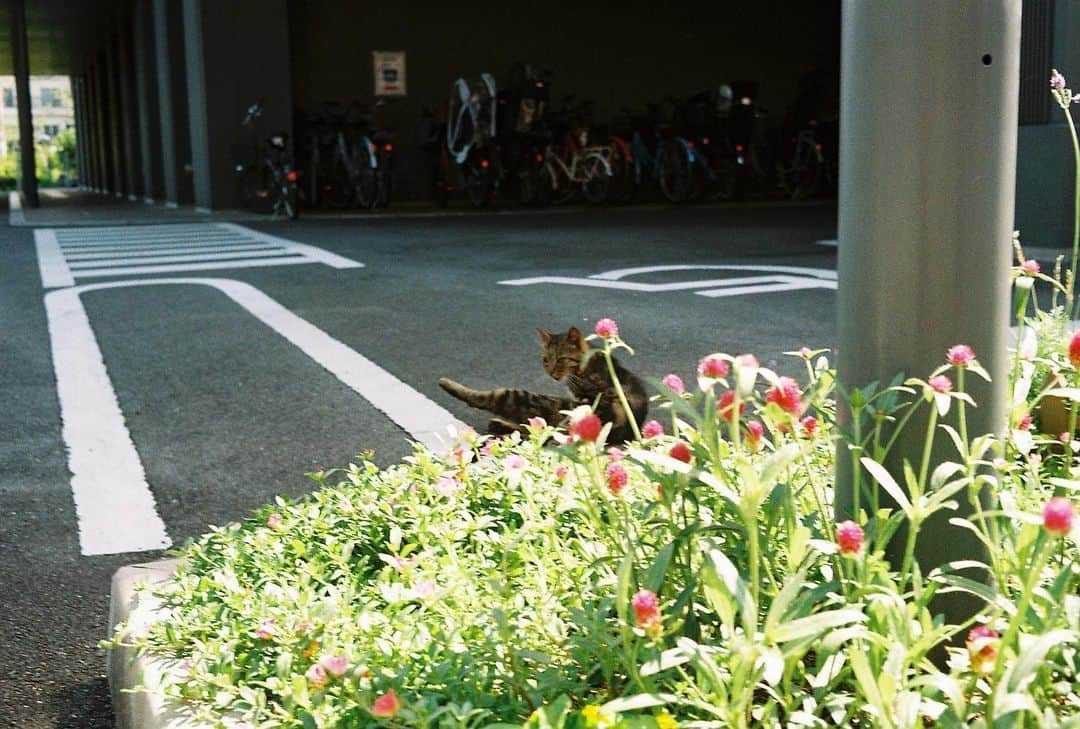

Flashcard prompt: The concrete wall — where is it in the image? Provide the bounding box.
[287,0,842,201]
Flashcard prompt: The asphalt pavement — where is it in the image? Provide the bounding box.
[0,201,838,727]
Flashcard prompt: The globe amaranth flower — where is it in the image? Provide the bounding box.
[306,663,328,686]
[642,419,664,439]
[745,419,765,450]
[800,415,818,437]
[594,318,619,338]
[661,373,686,394]
[255,618,277,640]
[605,462,629,495]
[1051,70,1067,90]
[1070,331,1080,369]
[527,416,547,430]
[1043,497,1075,536]
[966,625,1000,675]
[697,354,729,379]
[718,390,745,422]
[668,441,692,463]
[946,344,976,367]
[765,377,803,415]
[266,512,283,530]
[320,654,348,677]
[929,375,952,393]
[554,464,569,481]
[570,412,603,442]
[631,589,662,636]
[836,520,864,556]
[372,689,402,718]
[606,447,624,462]
[1020,259,1040,275]
[1016,413,1033,431]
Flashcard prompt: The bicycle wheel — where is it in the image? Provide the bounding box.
[463,163,491,207]
[605,145,636,203]
[354,145,378,209]
[658,140,691,203]
[711,155,738,201]
[783,142,822,200]
[375,163,392,209]
[324,155,354,209]
[581,154,611,204]
[238,164,274,214]
[550,163,578,205]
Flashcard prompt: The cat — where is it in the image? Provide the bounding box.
[438,326,648,442]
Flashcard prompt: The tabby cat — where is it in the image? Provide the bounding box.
[438,326,648,442]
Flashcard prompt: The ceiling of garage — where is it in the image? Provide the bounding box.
[0,0,126,75]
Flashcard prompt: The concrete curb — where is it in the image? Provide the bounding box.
[107,558,217,729]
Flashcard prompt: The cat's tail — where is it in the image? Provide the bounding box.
[438,378,575,423]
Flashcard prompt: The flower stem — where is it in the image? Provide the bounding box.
[603,342,642,442]
[1064,104,1080,317]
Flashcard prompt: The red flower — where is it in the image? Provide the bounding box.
[631,589,661,630]
[718,390,745,422]
[745,420,764,449]
[1017,413,1033,431]
[668,442,692,463]
[570,413,603,442]
[641,420,664,439]
[605,463,628,495]
[946,344,976,367]
[765,377,803,415]
[371,689,402,718]
[661,374,686,394]
[966,625,1000,675]
[800,416,818,437]
[697,355,729,379]
[594,318,619,338]
[1043,497,1075,536]
[928,375,952,393]
[1070,332,1080,369]
[835,520,864,556]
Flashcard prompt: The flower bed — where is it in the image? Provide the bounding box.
[105,318,1080,729]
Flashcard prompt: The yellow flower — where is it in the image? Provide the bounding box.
[655,711,678,729]
[581,705,616,729]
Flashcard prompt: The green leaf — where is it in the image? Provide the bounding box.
[298,710,318,729]
[1002,629,1076,695]
[769,608,866,643]
[640,646,692,676]
[860,457,912,512]
[764,565,810,637]
[644,542,675,593]
[702,542,756,634]
[616,550,634,626]
[602,694,678,713]
[759,443,801,487]
[848,647,893,729]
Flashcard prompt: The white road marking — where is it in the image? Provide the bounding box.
[9,190,25,225]
[45,286,172,556]
[34,229,75,288]
[37,223,363,287]
[816,239,838,247]
[501,264,837,298]
[48,277,464,554]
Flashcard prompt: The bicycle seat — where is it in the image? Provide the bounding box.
[268,132,289,149]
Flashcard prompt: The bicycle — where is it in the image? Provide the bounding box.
[541,97,612,205]
[446,74,501,207]
[236,100,299,219]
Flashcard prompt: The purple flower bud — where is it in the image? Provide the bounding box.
[1051,71,1067,91]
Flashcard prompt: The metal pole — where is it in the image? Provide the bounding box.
[836,2,1020,621]
[11,0,37,208]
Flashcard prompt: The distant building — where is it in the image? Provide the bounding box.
[0,75,74,155]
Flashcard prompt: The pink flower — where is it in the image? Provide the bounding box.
[412,579,436,600]
[1043,497,1075,535]
[594,318,619,338]
[669,442,692,463]
[946,344,976,367]
[631,589,661,629]
[570,413,603,442]
[967,625,1000,675]
[372,689,402,718]
[800,415,818,437]
[836,520,864,556]
[929,375,953,393]
[306,663,328,686]
[799,347,812,359]
[1020,259,1040,275]
[745,420,765,449]
[555,464,569,481]
[606,463,629,495]
[1061,432,1072,444]
[1070,332,1080,369]
[661,374,686,394]
[606,447,625,462]
[266,513,283,530]
[1017,414,1033,431]
[1051,71,1067,90]
[433,476,462,498]
[383,554,418,572]
[255,618,277,640]
[718,390,745,422]
[642,420,664,439]
[505,454,527,471]
[697,355,729,379]
[765,377,803,415]
[527,416,547,429]
[320,654,348,677]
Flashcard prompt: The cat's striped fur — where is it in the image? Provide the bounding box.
[438,326,648,442]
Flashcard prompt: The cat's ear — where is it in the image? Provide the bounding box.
[566,326,583,346]
[536,328,552,344]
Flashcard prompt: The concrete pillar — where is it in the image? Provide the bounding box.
[836,2,1020,620]
[104,30,126,196]
[93,54,113,193]
[182,0,293,210]
[74,76,92,188]
[117,10,142,201]
[153,0,193,206]
[134,1,163,202]
[10,0,37,207]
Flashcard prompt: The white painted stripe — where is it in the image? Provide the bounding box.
[67,249,298,268]
[34,229,75,288]
[63,241,276,259]
[816,239,838,247]
[590,263,838,281]
[58,231,240,243]
[44,287,172,556]
[695,279,837,297]
[68,256,322,278]
[9,190,26,225]
[67,278,465,450]
[60,235,245,248]
[499,274,811,292]
[218,223,364,269]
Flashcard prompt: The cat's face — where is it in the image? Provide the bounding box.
[537,327,586,380]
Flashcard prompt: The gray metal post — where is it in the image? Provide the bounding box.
[836,2,1020,618]
[10,0,37,208]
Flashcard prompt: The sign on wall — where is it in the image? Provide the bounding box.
[373,51,406,96]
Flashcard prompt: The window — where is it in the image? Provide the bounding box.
[40,87,62,108]
[43,124,59,137]
[3,88,14,108]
